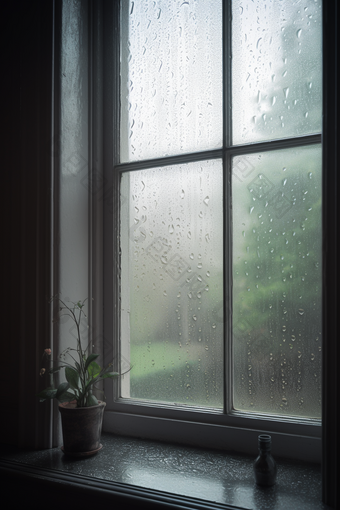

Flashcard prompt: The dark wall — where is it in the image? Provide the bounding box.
[1,0,53,447]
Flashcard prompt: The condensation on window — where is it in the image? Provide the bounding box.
[120,160,224,408]
[232,145,322,418]
[232,0,322,145]
[120,0,223,162]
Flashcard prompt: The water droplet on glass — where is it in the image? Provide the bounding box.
[168,224,174,234]
[282,325,287,332]
[163,290,167,296]
[283,87,289,98]
[296,29,302,38]
[304,112,309,118]
[272,96,276,106]
[205,233,210,243]
[192,315,197,321]
[181,189,185,199]
[203,196,210,206]
[250,206,254,214]
[298,309,304,315]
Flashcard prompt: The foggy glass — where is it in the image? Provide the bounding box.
[119,0,322,420]
[232,145,322,418]
[120,160,223,407]
[120,0,222,162]
[232,0,322,145]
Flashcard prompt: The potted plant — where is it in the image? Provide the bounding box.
[38,296,126,456]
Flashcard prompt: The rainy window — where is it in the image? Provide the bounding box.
[118,0,322,420]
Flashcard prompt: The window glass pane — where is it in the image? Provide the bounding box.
[120,160,223,408]
[232,145,322,418]
[232,0,322,145]
[120,0,222,163]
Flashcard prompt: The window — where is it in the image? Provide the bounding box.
[104,0,323,462]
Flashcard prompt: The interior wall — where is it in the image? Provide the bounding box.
[1,0,54,448]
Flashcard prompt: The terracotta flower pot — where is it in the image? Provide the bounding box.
[58,400,106,455]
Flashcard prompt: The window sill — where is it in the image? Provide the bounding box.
[0,432,328,509]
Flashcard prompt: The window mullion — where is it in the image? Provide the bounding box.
[223,0,233,417]
[224,0,233,149]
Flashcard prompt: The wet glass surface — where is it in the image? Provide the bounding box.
[232,0,322,145]
[232,145,322,418]
[1,433,326,509]
[120,0,222,162]
[121,161,223,407]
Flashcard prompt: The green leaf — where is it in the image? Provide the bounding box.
[87,361,101,378]
[86,394,98,407]
[56,382,70,399]
[37,388,57,401]
[83,378,96,394]
[58,391,76,403]
[101,372,119,379]
[84,353,99,370]
[65,366,80,390]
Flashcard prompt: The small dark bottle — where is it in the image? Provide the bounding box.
[253,434,277,487]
